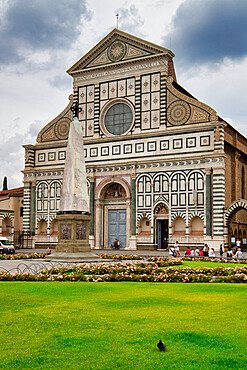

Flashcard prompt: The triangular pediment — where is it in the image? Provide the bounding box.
[67,29,174,75]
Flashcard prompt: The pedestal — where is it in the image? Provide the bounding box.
[128,236,137,250]
[47,213,99,261]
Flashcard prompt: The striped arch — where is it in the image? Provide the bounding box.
[170,171,186,181]
[49,214,58,223]
[136,173,153,182]
[0,213,14,223]
[188,211,205,224]
[95,177,131,200]
[50,180,62,186]
[187,169,205,178]
[37,180,49,188]
[225,199,247,225]
[137,212,152,224]
[171,212,186,223]
[36,215,49,223]
[153,172,169,181]
[153,200,169,214]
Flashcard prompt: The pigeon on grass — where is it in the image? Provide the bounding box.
[157,339,166,352]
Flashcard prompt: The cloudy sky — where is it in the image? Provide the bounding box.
[0,0,246,189]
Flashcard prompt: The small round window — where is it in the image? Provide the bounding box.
[105,103,133,135]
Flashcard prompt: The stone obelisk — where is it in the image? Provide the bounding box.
[60,114,89,214]
[50,101,97,260]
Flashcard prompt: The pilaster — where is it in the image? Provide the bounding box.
[89,180,94,235]
[212,167,225,237]
[131,176,136,236]
[205,168,212,236]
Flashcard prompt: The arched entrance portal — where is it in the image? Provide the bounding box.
[95,180,131,249]
[225,199,247,250]
[2,217,12,236]
[154,203,169,249]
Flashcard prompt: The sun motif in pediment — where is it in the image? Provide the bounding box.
[108,41,126,62]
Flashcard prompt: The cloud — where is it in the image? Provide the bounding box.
[27,120,46,138]
[178,57,247,136]
[116,5,145,37]
[0,118,47,189]
[0,0,92,65]
[162,0,247,65]
[0,133,25,189]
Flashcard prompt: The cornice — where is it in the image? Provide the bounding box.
[34,142,68,150]
[67,28,174,75]
[82,122,219,145]
[72,54,169,79]
[85,154,225,174]
[27,121,221,150]
[23,144,35,149]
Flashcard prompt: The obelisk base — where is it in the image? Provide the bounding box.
[46,213,99,261]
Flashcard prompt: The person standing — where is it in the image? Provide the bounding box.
[219,244,224,258]
[203,244,209,257]
[236,239,241,248]
[113,238,120,249]
[174,241,180,257]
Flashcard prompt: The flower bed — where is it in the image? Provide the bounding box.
[147,256,183,266]
[0,261,246,283]
[99,255,183,267]
[0,253,47,260]
[99,254,144,260]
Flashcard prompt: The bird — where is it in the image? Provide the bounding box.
[157,339,166,351]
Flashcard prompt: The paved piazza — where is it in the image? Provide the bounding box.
[0,249,246,274]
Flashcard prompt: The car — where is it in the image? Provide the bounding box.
[0,237,15,254]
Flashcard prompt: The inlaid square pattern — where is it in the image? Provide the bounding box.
[90,148,98,157]
[147,142,156,151]
[48,152,56,161]
[112,145,120,155]
[200,136,210,146]
[160,140,169,150]
[38,153,45,162]
[186,137,196,148]
[124,144,132,154]
[135,143,144,153]
[173,139,183,149]
[58,151,66,160]
[101,147,109,156]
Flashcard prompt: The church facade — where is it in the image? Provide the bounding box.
[22,29,247,251]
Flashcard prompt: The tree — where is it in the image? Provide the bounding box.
[2,176,8,191]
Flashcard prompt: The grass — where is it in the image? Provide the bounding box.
[173,260,246,269]
[0,282,247,369]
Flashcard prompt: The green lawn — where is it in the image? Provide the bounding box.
[174,260,246,269]
[1,282,246,369]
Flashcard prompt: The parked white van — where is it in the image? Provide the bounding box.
[0,237,15,254]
